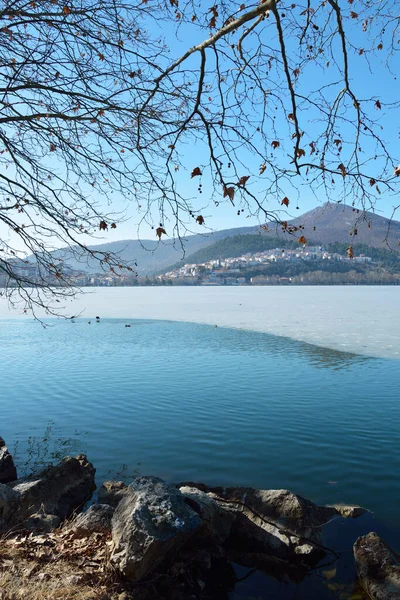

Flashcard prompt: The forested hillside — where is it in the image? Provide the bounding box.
[165,235,298,270]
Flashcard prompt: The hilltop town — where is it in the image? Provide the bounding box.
[5,221,400,288]
[9,240,400,287]
[162,245,373,286]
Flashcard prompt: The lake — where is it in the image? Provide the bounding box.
[1,286,399,599]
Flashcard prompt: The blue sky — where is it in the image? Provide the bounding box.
[104,5,400,243]
[2,1,399,252]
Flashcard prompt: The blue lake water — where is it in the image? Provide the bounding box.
[1,315,399,598]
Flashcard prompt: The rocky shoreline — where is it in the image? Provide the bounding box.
[1,437,399,599]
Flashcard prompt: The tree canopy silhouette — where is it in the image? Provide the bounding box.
[1,0,399,311]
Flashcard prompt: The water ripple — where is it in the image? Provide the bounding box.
[1,317,399,536]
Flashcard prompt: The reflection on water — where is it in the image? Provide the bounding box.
[293,340,371,370]
[217,325,373,371]
[141,318,372,372]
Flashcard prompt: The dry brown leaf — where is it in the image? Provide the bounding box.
[238,175,250,187]
[156,227,167,239]
[191,167,202,178]
[223,186,235,202]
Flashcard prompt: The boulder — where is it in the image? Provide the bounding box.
[179,486,235,544]
[98,480,128,508]
[178,483,339,564]
[110,476,202,581]
[354,532,400,599]
[70,503,114,537]
[0,437,17,484]
[0,482,20,524]
[9,454,96,521]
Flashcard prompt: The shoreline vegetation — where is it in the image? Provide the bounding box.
[1,438,398,599]
[41,266,400,287]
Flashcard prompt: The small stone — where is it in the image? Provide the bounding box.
[98,480,128,508]
[70,503,114,537]
[331,504,366,519]
[24,512,61,532]
[64,574,85,586]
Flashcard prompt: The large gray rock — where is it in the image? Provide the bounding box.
[9,454,96,521]
[179,486,235,544]
[0,482,20,524]
[0,437,17,484]
[70,503,114,537]
[110,476,202,581]
[179,483,341,564]
[354,532,400,599]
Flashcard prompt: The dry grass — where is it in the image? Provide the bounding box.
[0,530,118,600]
[0,571,110,600]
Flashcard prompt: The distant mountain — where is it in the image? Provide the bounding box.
[162,235,400,277]
[160,203,400,273]
[42,203,400,276]
[277,202,400,248]
[49,225,261,276]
